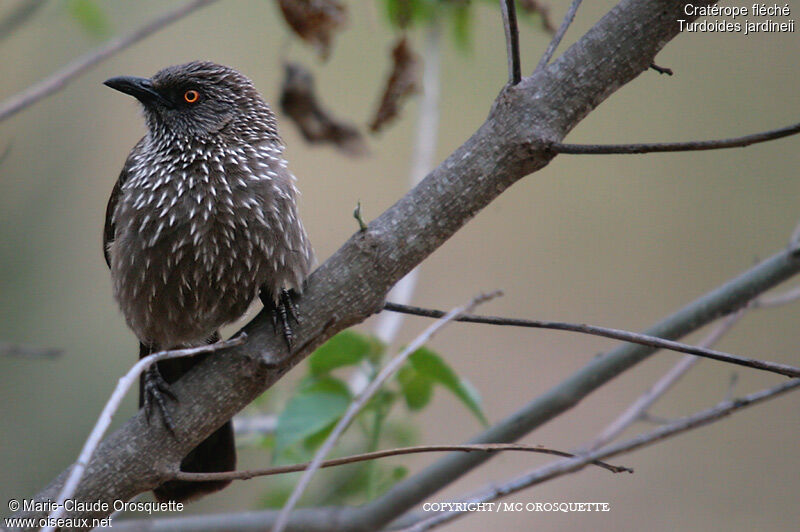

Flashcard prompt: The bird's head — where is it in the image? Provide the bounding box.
[104,61,278,142]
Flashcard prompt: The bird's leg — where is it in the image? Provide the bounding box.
[143,364,177,435]
[261,288,300,349]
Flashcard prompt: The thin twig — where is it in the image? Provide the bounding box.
[0,341,62,358]
[549,121,800,154]
[586,282,800,451]
[0,0,219,122]
[0,0,47,42]
[42,334,246,532]
[382,302,800,378]
[757,284,800,307]
[0,142,12,166]
[535,0,583,72]
[233,414,277,437]
[582,310,744,451]
[500,0,521,85]
[649,62,673,75]
[398,378,800,531]
[272,292,501,532]
[789,220,800,253]
[88,249,800,532]
[175,442,629,482]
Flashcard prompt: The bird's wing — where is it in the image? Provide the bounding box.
[104,139,143,268]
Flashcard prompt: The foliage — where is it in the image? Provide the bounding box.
[66,0,109,37]
[381,0,549,49]
[261,328,488,504]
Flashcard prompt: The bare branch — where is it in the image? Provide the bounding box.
[101,246,800,532]
[586,280,800,451]
[43,334,247,532]
[356,248,800,532]
[500,0,521,85]
[0,141,12,166]
[582,310,745,452]
[382,302,800,378]
[790,220,800,253]
[649,62,673,75]
[535,0,583,72]
[0,0,47,42]
[175,442,628,483]
[757,284,800,308]
[273,292,501,532]
[0,341,61,358]
[549,121,800,154]
[233,414,277,437]
[399,378,800,531]
[0,0,219,122]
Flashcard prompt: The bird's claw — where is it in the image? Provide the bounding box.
[270,289,299,349]
[143,365,177,435]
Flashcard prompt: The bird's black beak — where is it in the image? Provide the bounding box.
[104,76,169,107]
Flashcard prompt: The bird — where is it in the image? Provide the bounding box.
[103,61,314,502]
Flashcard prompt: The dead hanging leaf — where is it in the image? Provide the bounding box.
[520,0,556,34]
[276,0,347,60]
[369,37,420,134]
[280,62,367,157]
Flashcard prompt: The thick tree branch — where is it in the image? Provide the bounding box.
[398,378,800,531]
[583,312,743,452]
[549,121,800,154]
[373,22,443,345]
[13,1,735,528]
[43,336,247,531]
[0,0,218,122]
[351,249,800,532]
[584,281,800,452]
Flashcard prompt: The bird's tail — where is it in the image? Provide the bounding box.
[139,338,236,502]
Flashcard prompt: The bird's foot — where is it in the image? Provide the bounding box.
[143,365,177,435]
[272,288,300,349]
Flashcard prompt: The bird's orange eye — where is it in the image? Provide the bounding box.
[184,90,199,103]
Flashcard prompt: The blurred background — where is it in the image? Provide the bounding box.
[1,1,798,531]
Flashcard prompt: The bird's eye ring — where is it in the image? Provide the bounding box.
[184,90,200,103]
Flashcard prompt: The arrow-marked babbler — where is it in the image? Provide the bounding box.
[103,61,314,502]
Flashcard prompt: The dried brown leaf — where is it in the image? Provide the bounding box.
[277,0,347,60]
[520,0,556,34]
[369,37,420,134]
[280,62,367,157]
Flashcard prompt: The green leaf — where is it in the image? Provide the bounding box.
[67,0,109,37]
[448,2,473,50]
[409,346,488,426]
[375,465,408,496]
[309,330,381,375]
[397,364,434,411]
[364,388,397,416]
[258,483,293,508]
[384,0,434,29]
[382,420,418,448]
[274,376,351,458]
[301,421,337,453]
